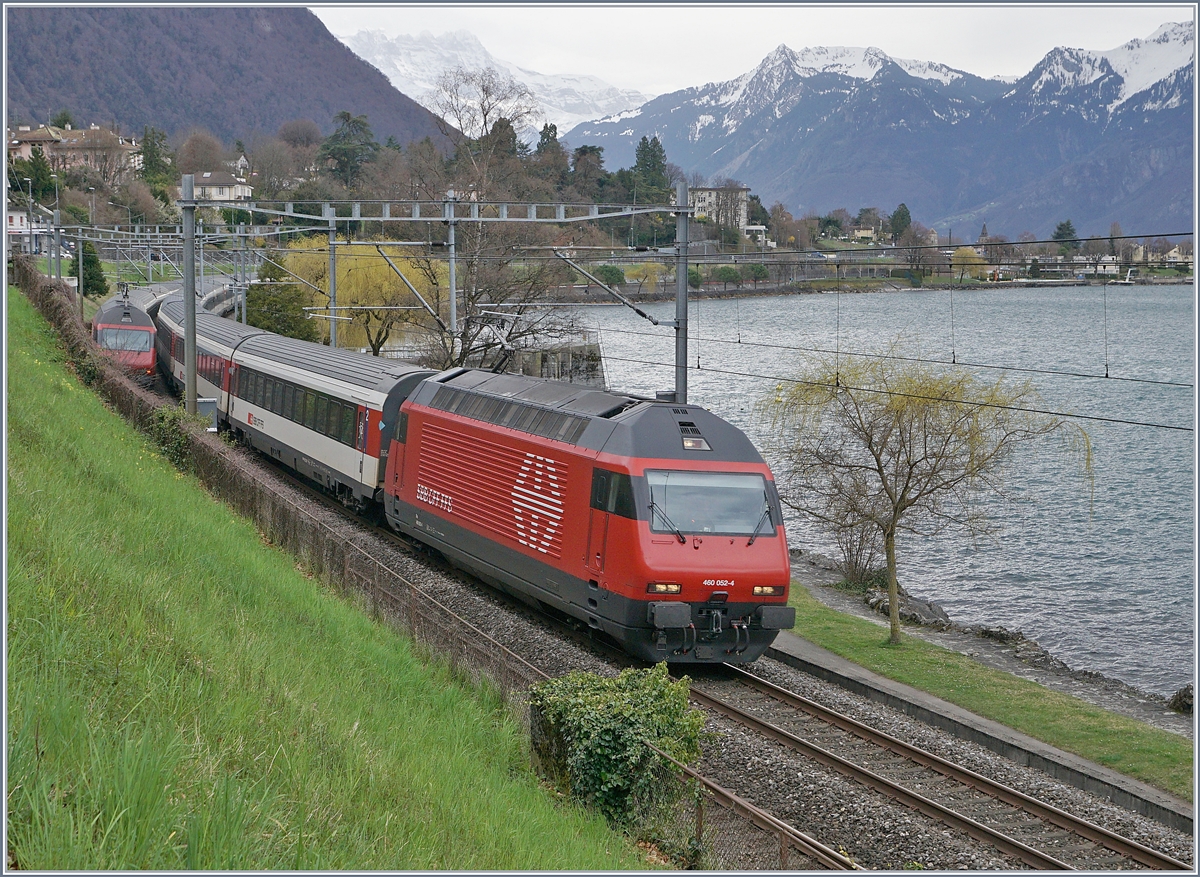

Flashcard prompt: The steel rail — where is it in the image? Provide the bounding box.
[688,685,1075,870]
[726,666,1191,871]
[648,743,862,871]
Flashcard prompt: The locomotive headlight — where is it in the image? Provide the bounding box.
[753,586,785,596]
[647,582,682,594]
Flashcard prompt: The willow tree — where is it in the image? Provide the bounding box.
[763,347,1090,644]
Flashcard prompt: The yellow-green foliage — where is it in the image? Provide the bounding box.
[281,236,445,351]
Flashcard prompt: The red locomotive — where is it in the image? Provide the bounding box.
[92,287,168,379]
[383,368,795,662]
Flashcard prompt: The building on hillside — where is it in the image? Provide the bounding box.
[744,224,775,248]
[689,186,750,231]
[188,170,253,201]
[7,124,140,186]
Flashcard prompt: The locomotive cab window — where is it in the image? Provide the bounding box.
[96,328,152,352]
[591,468,636,519]
[646,470,773,537]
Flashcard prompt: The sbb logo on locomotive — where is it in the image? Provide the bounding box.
[512,452,564,556]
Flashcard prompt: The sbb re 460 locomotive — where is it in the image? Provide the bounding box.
[384,368,795,662]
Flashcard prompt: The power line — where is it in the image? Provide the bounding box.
[597,352,1194,433]
[594,323,1194,389]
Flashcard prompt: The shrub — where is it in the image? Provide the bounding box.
[528,663,703,827]
[148,404,205,471]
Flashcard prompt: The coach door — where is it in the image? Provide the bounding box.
[355,405,370,481]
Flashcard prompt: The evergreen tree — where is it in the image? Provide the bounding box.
[138,126,173,185]
[246,258,318,342]
[889,203,911,241]
[317,111,380,189]
[70,242,109,298]
[1052,220,1080,253]
[632,135,669,198]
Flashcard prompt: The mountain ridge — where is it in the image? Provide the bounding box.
[5,7,448,147]
[335,28,653,135]
[564,22,1193,236]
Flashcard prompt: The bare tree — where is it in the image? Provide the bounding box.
[175,128,226,174]
[248,137,295,197]
[277,118,322,149]
[427,66,539,198]
[763,343,1090,643]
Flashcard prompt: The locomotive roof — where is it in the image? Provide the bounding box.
[96,287,172,327]
[439,369,640,418]
[94,298,155,329]
[417,369,764,463]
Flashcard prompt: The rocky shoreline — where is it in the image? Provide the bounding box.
[789,549,1194,739]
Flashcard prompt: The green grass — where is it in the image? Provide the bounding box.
[789,587,1193,800]
[6,286,652,870]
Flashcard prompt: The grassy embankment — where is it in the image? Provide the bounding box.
[788,586,1193,801]
[6,286,650,870]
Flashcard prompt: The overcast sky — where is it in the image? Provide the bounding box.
[310,4,1193,95]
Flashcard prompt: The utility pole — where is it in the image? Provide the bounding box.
[240,223,248,323]
[445,190,458,350]
[53,210,61,281]
[182,174,198,414]
[327,205,337,347]
[23,177,32,255]
[674,182,689,404]
[77,226,84,323]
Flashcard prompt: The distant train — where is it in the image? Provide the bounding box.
[92,287,171,379]
[153,295,795,662]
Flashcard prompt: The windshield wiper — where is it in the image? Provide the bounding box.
[747,498,772,546]
[649,500,686,543]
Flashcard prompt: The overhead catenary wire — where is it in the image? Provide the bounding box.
[596,352,1194,433]
[590,323,1194,389]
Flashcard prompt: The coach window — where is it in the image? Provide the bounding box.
[314,395,328,435]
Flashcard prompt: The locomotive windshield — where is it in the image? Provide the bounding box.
[646,470,773,537]
[97,328,152,352]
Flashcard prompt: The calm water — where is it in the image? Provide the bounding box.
[584,285,1195,695]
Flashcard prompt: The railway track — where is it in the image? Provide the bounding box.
[690,666,1191,870]
[257,459,859,870]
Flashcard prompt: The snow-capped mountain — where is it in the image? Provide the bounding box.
[335,29,653,135]
[565,23,1193,236]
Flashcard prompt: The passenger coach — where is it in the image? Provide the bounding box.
[156,295,434,511]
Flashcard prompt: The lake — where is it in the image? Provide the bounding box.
[583,283,1195,696]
